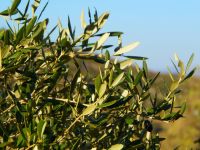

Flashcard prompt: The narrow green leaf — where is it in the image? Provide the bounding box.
[149,72,160,87]
[0,8,18,16]
[109,144,123,150]
[32,0,41,15]
[82,104,96,116]
[68,16,74,40]
[167,66,174,81]
[88,7,92,24]
[37,120,47,140]
[96,32,110,49]
[143,60,148,78]
[120,59,132,70]
[38,1,48,21]
[80,10,87,29]
[98,100,117,108]
[109,69,113,87]
[180,102,186,115]
[10,0,21,15]
[105,50,110,61]
[124,55,148,60]
[98,82,107,98]
[0,9,10,16]
[95,75,102,93]
[171,59,179,74]
[0,30,4,40]
[97,12,109,29]
[111,72,124,88]
[70,68,80,95]
[23,0,30,17]
[182,67,196,82]
[26,16,37,36]
[114,41,140,56]
[178,60,185,77]
[95,31,123,37]
[170,80,179,92]
[32,19,48,39]
[94,8,98,22]
[44,24,57,41]
[15,25,25,45]
[134,71,143,85]
[4,30,10,45]
[186,53,194,72]
[6,20,14,33]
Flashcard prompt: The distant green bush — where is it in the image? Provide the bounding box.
[0,0,196,149]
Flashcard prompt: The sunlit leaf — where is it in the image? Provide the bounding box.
[111,72,124,88]
[82,104,96,116]
[120,59,132,70]
[178,60,185,77]
[32,0,41,15]
[96,32,110,49]
[170,80,179,92]
[109,144,123,150]
[98,81,107,98]
[81,10,87,29]
[114,41,140,56]
[97,12,109,29]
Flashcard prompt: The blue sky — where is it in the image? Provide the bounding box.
[0,0,200,73]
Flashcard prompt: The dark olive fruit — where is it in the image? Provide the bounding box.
[144,120,153,132]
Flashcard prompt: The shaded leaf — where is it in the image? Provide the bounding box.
[134,71,143,85]
[95,75,102,93]
[98,100,117,108]
[124,55,148,60]
[70,68,80,95]
[182,67,196,82]
[95,31,123,37]
[180,102,186,115]
[10,0,21,15]
[186,53,194,72]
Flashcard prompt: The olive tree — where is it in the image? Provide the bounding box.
[0,0,196,149]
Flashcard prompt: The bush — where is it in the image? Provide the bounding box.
[0,0,196,149]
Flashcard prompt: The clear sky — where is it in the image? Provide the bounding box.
[0,0,200,73]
